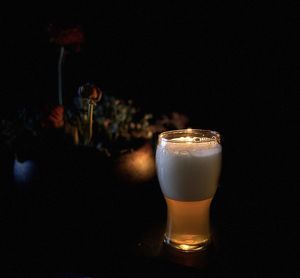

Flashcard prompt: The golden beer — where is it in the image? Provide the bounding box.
[156,129,221,251]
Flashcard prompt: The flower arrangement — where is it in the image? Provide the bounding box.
[0,23,189,163]
[64,84,189,156]
[1,91,189,160]
[87,94,154,154]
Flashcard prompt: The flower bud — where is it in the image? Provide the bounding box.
[78,83,102,105]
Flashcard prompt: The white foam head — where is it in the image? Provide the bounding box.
[156,136,222,201]
[161,136,221,156]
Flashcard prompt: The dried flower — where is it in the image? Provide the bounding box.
[78,83,103,104]
[75,83,103,144]
[41,105,64,129]
[48,23,85,105]
[48,24,84,52]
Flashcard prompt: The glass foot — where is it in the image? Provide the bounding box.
[164,236,210,252]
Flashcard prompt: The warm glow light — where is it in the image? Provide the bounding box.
[174,136,194,142]
[178,244,194,251]
[130,146,154,177]
[116,143,155,184]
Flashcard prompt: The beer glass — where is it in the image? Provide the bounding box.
[156,129,222,252]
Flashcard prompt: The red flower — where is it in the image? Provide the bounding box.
[49,24,84,52]
[41,105,64,129]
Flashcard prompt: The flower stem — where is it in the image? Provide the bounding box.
[58,46,64,105]
[88,102,94,143]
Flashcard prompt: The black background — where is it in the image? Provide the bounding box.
[0,2,298,277]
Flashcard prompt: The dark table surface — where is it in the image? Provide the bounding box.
[0,147,297,277]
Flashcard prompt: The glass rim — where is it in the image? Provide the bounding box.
[159,128,221,144]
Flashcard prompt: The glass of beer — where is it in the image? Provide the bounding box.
[156,129,222,252]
